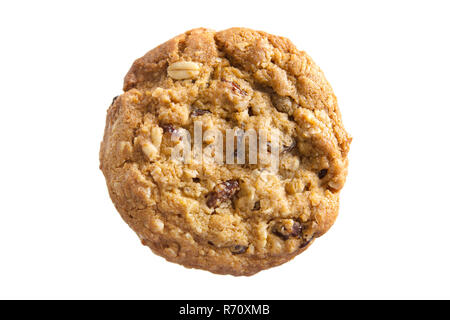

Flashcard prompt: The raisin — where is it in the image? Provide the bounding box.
[248,107,254,116]
[161,123,175,134]
[206,194,218,208]
[223,79,246,96]
[299,236,314,249]
[193,178,200,183]
[318,169,328,179]
[282,140,297,153]
[191,109,211,116]
[252,200,261,211]
[304,182,311,192]
[231,245,247,254]
[111,96,118,105]
[290,221,302,238]
[272,220,302,240]
[206,179,240,208]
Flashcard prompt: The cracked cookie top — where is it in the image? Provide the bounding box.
[100,28,351,276]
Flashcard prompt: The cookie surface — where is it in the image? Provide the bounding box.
[100,28,351,276]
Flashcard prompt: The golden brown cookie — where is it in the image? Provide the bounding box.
[99,28,351,276]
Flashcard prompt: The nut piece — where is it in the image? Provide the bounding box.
[167,61,200,80]
[142,142,158,159]
[148,217,164,233]
[140,126,163,160]
[151,127,163,148]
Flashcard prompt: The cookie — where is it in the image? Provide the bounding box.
[99,28,351,276]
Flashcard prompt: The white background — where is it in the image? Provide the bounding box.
[1,0,449,299]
